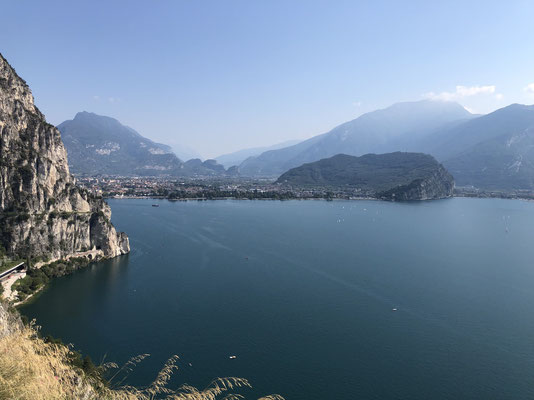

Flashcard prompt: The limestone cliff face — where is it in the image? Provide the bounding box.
[0,53,129,260]
[377,164,454,201]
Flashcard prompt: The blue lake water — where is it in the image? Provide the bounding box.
[19,198,534,399]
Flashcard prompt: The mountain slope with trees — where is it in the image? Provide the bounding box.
[277,152,454,200]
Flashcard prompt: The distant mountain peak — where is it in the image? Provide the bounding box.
[59,113,233,177]
[238,99,475,177]
[389,98,469,109]
[58,112,183,176]
[74,110,115,120]
[494,103,534,112]
[359,99,472,122]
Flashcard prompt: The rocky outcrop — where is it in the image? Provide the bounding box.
[377,164,454,201]
[0,53,129,260]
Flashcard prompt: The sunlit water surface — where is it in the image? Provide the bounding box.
[20,198,534,399]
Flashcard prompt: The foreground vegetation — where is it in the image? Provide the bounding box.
[0,301,283,400]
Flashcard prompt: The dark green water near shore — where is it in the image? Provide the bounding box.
[20,198,534,399]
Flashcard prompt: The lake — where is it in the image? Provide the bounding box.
[19,198,534,399]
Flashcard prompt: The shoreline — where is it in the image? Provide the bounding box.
[105,193,534,202]
[1,249,112,307]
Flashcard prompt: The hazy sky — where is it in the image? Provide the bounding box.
[2,0,534,158]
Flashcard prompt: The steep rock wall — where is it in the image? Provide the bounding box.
[0,53,129,260]
[377,165,454,201]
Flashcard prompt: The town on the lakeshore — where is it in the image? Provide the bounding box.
[76,175,534,201]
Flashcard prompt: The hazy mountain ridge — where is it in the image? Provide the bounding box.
[215,139,301,168]
[277,152,454,200]
[57,99,534,190]
[239,100,474,177]
[184,158,237,176]
[439,105,534,189]
[428,104,534,161]
[239,100,534,191]
[238,133,329,177]
[171,143,202,161]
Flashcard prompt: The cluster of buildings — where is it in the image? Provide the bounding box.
[75,176,352,200]
[77,176,179,198]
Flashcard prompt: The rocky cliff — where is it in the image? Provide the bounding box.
[376,164,454,201]
[0,53,129,260]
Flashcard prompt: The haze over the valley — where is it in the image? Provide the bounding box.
[1,0,534,158]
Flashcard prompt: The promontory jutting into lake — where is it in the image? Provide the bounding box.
[2,3,534,399]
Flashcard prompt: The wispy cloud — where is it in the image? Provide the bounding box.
[524,83,534,94]
[424,85,500,101]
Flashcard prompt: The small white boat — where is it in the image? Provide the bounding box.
[229,355,237,359]
[392,308,398,311]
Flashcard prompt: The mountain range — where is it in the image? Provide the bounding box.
[238,100,534,190]
[58,100,534,191]
[435,104,534,189]
[238,100,474,177]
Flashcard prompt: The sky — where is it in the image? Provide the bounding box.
[1,0,534,159]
